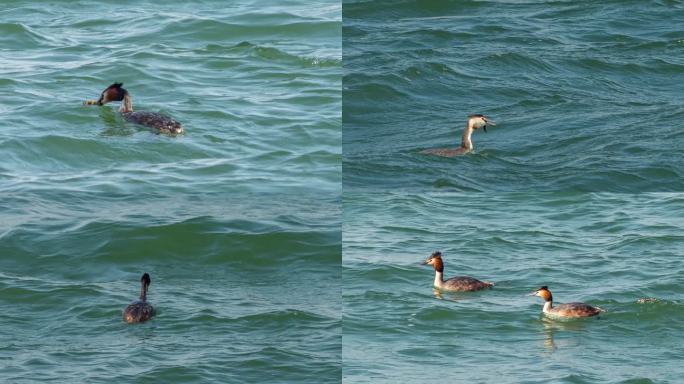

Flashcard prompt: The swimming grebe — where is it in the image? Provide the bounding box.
[529,286,604,319]
[84,83,183,134]
[421,114,496,157]
[123,273,155,324]
[422,251,494,292]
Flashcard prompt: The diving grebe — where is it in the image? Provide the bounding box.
[421,114,496,157]
[529,286,604,319]
[84,83,183,134]
[123,273,155,324]
[422,251,494,292]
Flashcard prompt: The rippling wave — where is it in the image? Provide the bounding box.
[343,0,684,191]
[343,192,684,383]
[1,195,341,382]
[0,1,340,382]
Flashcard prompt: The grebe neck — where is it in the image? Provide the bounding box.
[139,282,147,301]
[120,93,133,113]
[434,270,444,288]
[460,121,475,150]
[542,300,553,313]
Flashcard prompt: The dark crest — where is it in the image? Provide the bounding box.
[539,285,548,290]
[97,82,127,104]
[141,273,151,286]
[431,251,442,257]
[467,114,485,119]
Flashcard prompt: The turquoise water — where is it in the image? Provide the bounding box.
[0,1,340,382]
[343,0,684,191]
[343,192,684,383]
[3,0,683,382]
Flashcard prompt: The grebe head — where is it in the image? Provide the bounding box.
[468,114,496,132]
[422,251,444,272]
[141,272,151,286]
[529,286,553,302]
[140,272,151,301]
[96,82,128,105]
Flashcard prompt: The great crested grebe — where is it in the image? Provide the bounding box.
[421,114,496,157]
[123,273,155,324]
[84,83,183,134]
[529,286,604,319]
[422,251,494,292]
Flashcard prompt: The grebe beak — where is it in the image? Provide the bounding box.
[527,290,538,296]
[83,100,99,106]
[484,120,496,132]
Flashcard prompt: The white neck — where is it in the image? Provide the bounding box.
[542,301,553,313]
[119,94,133,113]
[433,271,444,288]
[461,122,474,150]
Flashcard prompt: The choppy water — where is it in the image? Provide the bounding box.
[343,192,684,383]
[343,0,684,191]
[4,0,684,382]
[0,1,340,383]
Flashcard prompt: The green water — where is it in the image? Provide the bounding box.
[2,0,683,382]
[0,1,340,383]
[343,192,684,383]
[342,2,684,379]
[343,0,684,192]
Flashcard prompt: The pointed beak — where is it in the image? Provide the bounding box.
[527,290,538,296]
[486,120,496,126]
[83,100,99,106]
[421,260,428,265]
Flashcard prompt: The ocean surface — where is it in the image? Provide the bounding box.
[343,192,684,383]
[343,0,684,192]
[0,1,340,383]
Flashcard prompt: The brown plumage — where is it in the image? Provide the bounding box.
[123,273,155,324]
[421,114,496,157]
[422,251,494,292]
[530,286,604,319]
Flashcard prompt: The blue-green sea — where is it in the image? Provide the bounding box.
[3,0,684,382]
[0,1,340,383]
[343,0,684,191]
[343,192,684,383]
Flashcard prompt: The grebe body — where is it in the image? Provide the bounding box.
[530,286,603,319]
[422,251,494,292]
[123,273,155,324]
[85,83,183,134]
[421,114,495,157]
